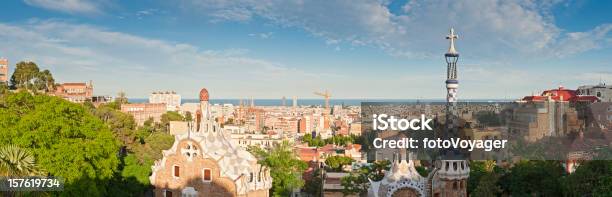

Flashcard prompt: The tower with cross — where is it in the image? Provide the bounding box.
[430,27,470,197]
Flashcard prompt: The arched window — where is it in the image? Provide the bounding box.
[202,168,212,182]
[453,181,458,190]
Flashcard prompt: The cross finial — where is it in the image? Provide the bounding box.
[446,28,459,55]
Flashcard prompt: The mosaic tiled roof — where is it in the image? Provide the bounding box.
[150,116,271,194]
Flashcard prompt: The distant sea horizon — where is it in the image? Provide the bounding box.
[127,98,514,106]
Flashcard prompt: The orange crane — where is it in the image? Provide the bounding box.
[314,90,331,113]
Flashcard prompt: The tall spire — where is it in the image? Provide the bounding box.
[446,28,459,56]
[439,27,469,182]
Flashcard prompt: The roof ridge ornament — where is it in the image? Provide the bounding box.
[446,28,459,56]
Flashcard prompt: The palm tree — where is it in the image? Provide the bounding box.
[0,145,47,197]
[0,145,39,177]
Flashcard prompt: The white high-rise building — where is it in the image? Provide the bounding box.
[149,91,181,111]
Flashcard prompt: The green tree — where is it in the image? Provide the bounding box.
[108,120,175,196]
[324,155,353,172]
[475,111,502,127]
[500,160,564,196]
[184,111,193,122]
[0,83,9,96]
[9,61,55,92]
[91,103,138,146]
[10,61,39,90]
[161,111,184,126]
[341,160,391,196]
[564,160,612,196]
[473,173,502,197]
[324,135,355,146]
[341,172,368,196]
[33,69,55,92]
[303,168,322,196]
[415,165,429,177]
[131,132,175,163]
[0,91,120,196]
[302,133,326,147]
[249,141,307,197]
[468,160,497,194]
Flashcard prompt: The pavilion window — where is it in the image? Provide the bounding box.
[173,165,180,177]
[203,168,212,182]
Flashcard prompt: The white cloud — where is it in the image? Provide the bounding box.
[182,0,611,59]
[552,24,612,57]
[136,8,161,19]
[248,32,274,39]
[0,20,338,98]
[23,0,107,14]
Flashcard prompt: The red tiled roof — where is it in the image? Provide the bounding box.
[299,148,319,162]
[345,144,362,151]
[319,144,335,153]
[522,86,600,102]
[61,83,87,86]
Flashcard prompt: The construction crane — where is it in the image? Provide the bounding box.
[314,90,331,113]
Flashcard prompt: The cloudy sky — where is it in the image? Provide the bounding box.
[0,0,610,99]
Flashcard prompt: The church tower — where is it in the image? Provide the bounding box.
[431,28,470,197]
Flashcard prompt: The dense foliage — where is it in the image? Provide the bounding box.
[0,84,177,196]
[9,61,55,92]
[249,141,308,197]
[341,160,391,196]
[467,159,612,197]
[303,168,322,196]
[88,102,175,196]
[475,111,503,127]
[468,160,502,196]
[0,145,40,177]
[324,155,353,172]
[302,133,357,147]
[564,160,612,196]
[0,91,120,195]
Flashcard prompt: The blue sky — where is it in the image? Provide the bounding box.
[0,0,610,99]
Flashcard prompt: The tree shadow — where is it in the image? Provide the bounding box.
[45,152,153,197]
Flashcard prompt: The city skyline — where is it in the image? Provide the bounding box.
[0,0,611,99]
